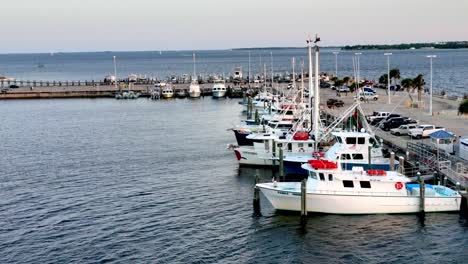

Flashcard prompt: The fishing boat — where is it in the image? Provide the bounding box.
[212,79,227,98]
[256,159,461,214]
[176,89,187,98]
[189,53,201,98]
[162,86,174,99]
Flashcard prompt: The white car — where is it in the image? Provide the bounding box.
[390,124,417,136]
[355,91,378,101]
[409,125,446,139]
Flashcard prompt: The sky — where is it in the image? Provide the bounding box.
[1,0,467,53]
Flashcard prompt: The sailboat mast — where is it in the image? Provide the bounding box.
[292,57,296,90]
[301,60,304,104]
[248,51,251,87]
[270,52,274,89]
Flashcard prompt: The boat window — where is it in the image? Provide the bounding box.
[341,154,351,160]
[360,181,371,188]
[308,143,313,147]
[319,173,325,181]
[288,143,292,151]
[309,171,317,179]
[357,137,365,144]
[336,137,343,143]
[298,143,304,148]
[343,180,354,188]
[352,154,364,160]
[328,174,333,181]
[346,138,356,144]
[277,143,283,148]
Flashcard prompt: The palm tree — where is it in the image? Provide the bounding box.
[401,78,414,102]
[412,74,425,102]
[343,76,351,84]
[389,68,401,87]
[379,74,388,85]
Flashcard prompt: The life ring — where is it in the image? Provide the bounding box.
[395,182,403,190]
[299,148,305,153]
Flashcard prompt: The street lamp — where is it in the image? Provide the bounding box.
[332,51,339,77]
[354,52,362,94]
[384,53,392,104]
[427,55,437,115]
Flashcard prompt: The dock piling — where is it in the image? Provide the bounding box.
[398,156,405,174]
[419,175,425,213]
[253,172,261,216]
[390,152,395,171]
[301,179,307,222]
[279,148,284,181]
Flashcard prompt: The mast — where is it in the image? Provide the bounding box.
[270,52,274,90]
[314,38,320,147]
[193,53,196,81]
[292,57,296,90]
[307,38,313,131]
[113,55,118,90]
[301,59,305,104]
[248,51,251,88]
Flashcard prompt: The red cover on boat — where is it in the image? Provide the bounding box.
[280,104,295,109]
[293,131,309,140]
[367,169,387,176]
[307,160,338,170]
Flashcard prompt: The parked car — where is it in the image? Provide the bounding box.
[355,91,378,101]
[390,124,418,136]
[326,99,344,108]
[383,114,401,121]
[338,86,350,93]
[363,86,376,94]
[367,111,391,122]
[409,125,446,139]
[9,85,19,88]
[380,117,409,131]
[320,82,331,88]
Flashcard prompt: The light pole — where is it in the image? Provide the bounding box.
[427,55,437,115]
[113,56,117,90]
[354,52,362,94]
[332,51,339,77]
[384,53,392,104]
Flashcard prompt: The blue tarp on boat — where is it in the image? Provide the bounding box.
[406,183,433,190]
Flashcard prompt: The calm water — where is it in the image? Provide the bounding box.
[0,98,467,263]
[0,48,467,95]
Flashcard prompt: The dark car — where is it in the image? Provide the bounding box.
[380,117,407,131]
[370,117,385,126]
[383,114,401,121]
[327,99,345,108]
[9,85,19,88]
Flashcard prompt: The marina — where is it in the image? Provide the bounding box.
[2,7,468,262]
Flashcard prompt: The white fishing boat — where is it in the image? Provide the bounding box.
[176,89,187,98]
[162,87,174,99]
[257,159,461,214]
[212,80,227,98]
[189,53,201,98]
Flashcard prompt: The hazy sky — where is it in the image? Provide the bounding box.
[1,0,467,53]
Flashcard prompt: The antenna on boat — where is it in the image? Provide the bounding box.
[313,35,321,150]
[248,51,251,88]
[113,55,118,90]
[292,57,296,91]
[270,52,274,91]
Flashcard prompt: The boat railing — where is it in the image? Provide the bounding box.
[309,189,407,197]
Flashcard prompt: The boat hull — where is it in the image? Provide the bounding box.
[189,91,201,98]
[162,93,174,99]
[212,90,226,98]
[233,148,274,166]
[233,130,254,146]
[258,186,461,214]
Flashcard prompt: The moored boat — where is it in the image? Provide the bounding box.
[257,159,461,214]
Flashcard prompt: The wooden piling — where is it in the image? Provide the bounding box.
[253,173,261,216]
[398,156,405,174]
[390,152,395,171]
[254,109,259,124]
[460,193,468,218]
[301,179,307,220]
[419,175,425,213]
[279,148,284,181]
